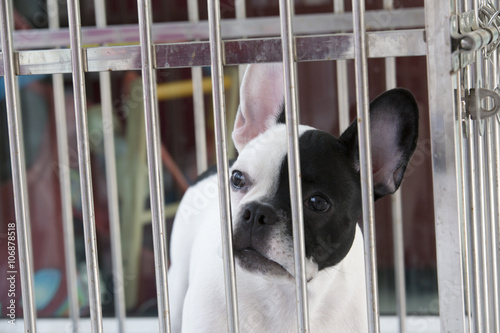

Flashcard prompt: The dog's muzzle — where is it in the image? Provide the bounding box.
[232,202,292,279]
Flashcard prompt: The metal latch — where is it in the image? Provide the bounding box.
[465,88,500,120]
[452,3,500,70]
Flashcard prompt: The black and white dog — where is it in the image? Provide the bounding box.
[168,63,418,332]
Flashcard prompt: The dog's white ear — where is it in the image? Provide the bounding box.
[232,63,284,152]
[339,88,419,200]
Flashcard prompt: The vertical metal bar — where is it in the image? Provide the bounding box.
[486,119,499,333]
[207,0,240,331]
[492,44,500,333]
[351,0,379,332]
[67,0,104,332]
[385,50,407,333]
[478,46,492,333]
[336,59,350,133]
[93,0,127,331]
[483,41,498,333]
[48,1,80,332]
[471,43,490,332]
[467,118,484,333]
[333,0,350,133]
[0,0,37,332]
[461,1,477,326]
[494,99,500,333]
[235,0,246,27]
[192,69,207,174]
[53,73,81,333]
[383,2,406,330]
[473,120,490,332]
[235,0,247,83]
[494,18,500,332]
[278,0,310,331]
[455,72,473,333]
[425,0,467,331]
[390,191,406,332]
[454,5,471,333]
[136,0,171,331]
[187,0,208,174]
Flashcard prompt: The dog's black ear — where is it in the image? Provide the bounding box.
[232,63,284,152]
[339,88,419,200]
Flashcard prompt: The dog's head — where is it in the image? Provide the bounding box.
[230,63,418,281]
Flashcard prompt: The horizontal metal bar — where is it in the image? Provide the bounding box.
[0,316,443,333]
[12,8,424,50]
[8,30,425,76]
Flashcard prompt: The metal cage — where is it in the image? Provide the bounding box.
[0,0,499,332]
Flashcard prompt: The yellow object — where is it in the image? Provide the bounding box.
[157,76,232,100]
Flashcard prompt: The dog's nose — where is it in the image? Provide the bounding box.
[242,202,278,226]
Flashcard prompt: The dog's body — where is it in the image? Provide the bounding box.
[169,64,418,332]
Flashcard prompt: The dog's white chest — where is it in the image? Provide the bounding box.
[173,203,368,332]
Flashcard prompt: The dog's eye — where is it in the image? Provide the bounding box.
[305,195,330,212]
[231,170,248,189]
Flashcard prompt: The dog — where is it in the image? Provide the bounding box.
[168,63,419,332]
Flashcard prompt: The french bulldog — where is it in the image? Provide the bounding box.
[168,63,419,332]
